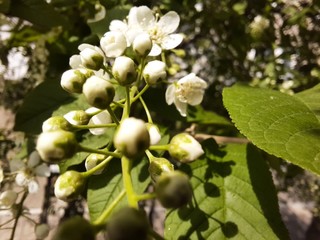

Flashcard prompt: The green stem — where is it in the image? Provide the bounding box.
[112,100,124,108]
[82,155,114,178]
[132,84,150,102]
[145,149,154,162]
[10,191,28,240]
[121,156,138,208]
[72,123,117,130]
[139,96,153,123]
[92,189,126,228]
[135,193,156,201]
[79,145,122,158]
[149,145,170,151]
[125,86,131,118]
[106,105,120,125]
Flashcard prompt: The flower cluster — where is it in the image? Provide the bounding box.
[34,5,208,240]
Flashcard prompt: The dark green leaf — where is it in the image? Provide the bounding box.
[223,84,320,175]
[165,139,289,239]
[14,79,74,134]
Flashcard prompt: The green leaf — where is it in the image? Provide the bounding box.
[87,157,150,221]
[187,105,232,126]
[296,83,320,120]
[9,0,70,31]
[223,84,320,175]
[14,79,74,134]
[165,139,288,239]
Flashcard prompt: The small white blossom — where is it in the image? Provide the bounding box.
[166,73,207,117]
[112,56,136,85]
[132,33,152,56]
[168,133,204,163]
[143,60,166,85]
[146,123,161,145]
[10,152,50,193]
[128,6,183,56]
[60,68,93,93]
[63,110,90,126]
[70,44,105,70]
[114,117,150,158]
[88,110,112,135]
[0,190,18,208]
[100,31,127,58]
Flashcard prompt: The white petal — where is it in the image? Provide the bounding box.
[78,43,94,51]
[28,180,39,193]
[35,164,51,177]
[187,91,205,105]
[10,159,24,172]
[89,110,112,135]
[15,172,28,186]
[174,98,188,117]
[161,34,183,50]
[148,43,162,56]
[27,151,41,168]
[165,84,176,105]
[134,6,155,29]
[69,55,81,69]
[87,5,106,23]
[109,20,128,32]
[158,11,180,34]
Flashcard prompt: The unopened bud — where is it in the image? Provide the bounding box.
[148,157,174,182]
[114,117,150,158]
[61,69,93,93]
[143,60,166,85]
[155,171,192,208]
[64,110,90,125]
[35,224,50,240]
[100,31,127,58]
[42,116,73,132]
[133,33,152,56]
[0,190,18,208]
[168,133,204,163]
[106,207,149,240]
[112,56,137,85]
[54,170,86,201]
[85,153,106,175]
[80,46,104,70]
[52,216,95,240]
[36,130,78,163]
[82,76,115,109]
[146,123,161,145]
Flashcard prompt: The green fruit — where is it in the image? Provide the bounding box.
[106,207,149,240]
[155,171,193,208]
[52,216,95,240]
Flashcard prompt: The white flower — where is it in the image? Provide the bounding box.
[112,56,136,85]
[60,68,93,93]
[63,110,90,126]
[69,44,105,70]
[42,116,72,132]
[88,110,112,135]
[10,151,50,193]
[0,190,18,208]
[100,31,127,58]
[132,33,152,56]
[166,73,207,117]
[114,117,150,158]
[127,6,183,56]
[146,123,161,145]
[143,60,166,85]
[168,133,204,163]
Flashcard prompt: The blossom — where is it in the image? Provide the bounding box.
[87,109,112,135]
[100,31,127,58]
[0,190,18,208]
[69,44,105,70]
[109,6,183,56]
[132,33,152,56]
[143,60,166,85]
[165,73,207,116]
[146,123,161,145]
[112,56,136,85]
[10,151,50,193]
[168,133,204,163]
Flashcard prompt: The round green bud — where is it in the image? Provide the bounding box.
[42,116,73,132]
[64,110,90,125]
[61,69,93,93]
[112,56,137,86]
[52,216,95,240]
[155,171,192,208]
[36,130,78,163]
[168,133,204,163]
[106,207,149,240]
[54,170,86,202]
[85,153,106,175]
[148,157,174,183]
[114,117,150,159]
[82,76,115,109]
